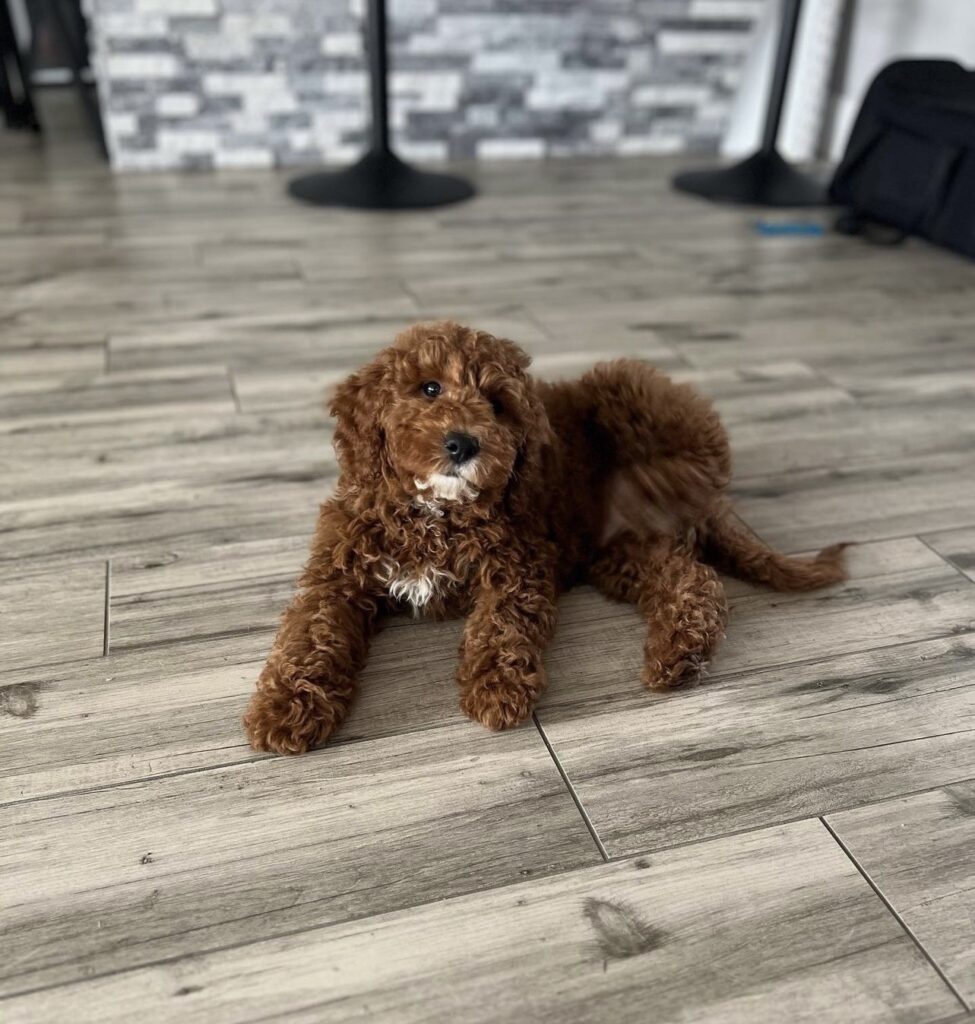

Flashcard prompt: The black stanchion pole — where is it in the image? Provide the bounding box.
[287,0,475,209]
[672,0,826,207]
[368,0,389,153]
[0,0,40,131]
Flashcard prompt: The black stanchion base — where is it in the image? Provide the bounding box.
[3,105,41,131]
[287,147,475,210]
[672,149,827,207]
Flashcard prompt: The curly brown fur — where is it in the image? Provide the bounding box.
[243,321,847,754]
[590,532,728,690]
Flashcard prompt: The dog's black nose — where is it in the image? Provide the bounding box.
[443,431,480,465]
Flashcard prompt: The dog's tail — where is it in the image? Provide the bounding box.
[583,359,732,525]
[701,504,849,591]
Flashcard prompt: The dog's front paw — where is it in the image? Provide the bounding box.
[459,666,544,731]
[243,679,338,755]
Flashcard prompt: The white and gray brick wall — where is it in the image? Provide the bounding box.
[85,0,764,171]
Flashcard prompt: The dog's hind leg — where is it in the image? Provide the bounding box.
[589,531,728,690]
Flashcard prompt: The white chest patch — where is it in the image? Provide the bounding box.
[377,560,453,613]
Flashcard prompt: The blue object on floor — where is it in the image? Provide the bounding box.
[754,220,825,236]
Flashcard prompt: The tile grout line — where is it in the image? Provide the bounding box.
[585,774,975,862]
[103,560,111,657]
[819,815,970,1012]
[521,305,553,340]
[397,278,424,312]
[227,367,242,413]
[532,712,608,862]
[916,533,975,586]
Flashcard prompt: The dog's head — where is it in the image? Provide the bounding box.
[330,321,550,508]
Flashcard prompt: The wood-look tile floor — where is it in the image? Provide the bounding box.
[2,103,975,1023]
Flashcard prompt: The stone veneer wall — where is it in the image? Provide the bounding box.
[86,0,764,171]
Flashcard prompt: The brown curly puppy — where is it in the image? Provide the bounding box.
[244,321,846,754]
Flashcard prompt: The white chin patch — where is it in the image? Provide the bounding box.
[414,470,478,503]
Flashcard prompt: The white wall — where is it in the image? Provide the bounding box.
[828,0,975,158]
[723,0,975,164]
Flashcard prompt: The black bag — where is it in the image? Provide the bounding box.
[829,59,975,258]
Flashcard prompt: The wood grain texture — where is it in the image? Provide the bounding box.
[108,307,418,374]
[2,818,961,1024]
[0,562,105,675]
[672,360,855,426]
[111,535,310,598]
[0,339,105,380]
[732,450,975,552]
[230,312,549,412]
[0,455,328,568]
[672,309,975,375]
[534,539,975,855]
[0,644,265,804]
[0,535,464,803]
[11,533,970,814]
[4,114,975,1017]
[724,387,975,475]
[1,407,331,506]
[827,782,975,1008]
[110,567,297,653]
[0,721,599,996]
[0,612,468,806]
[0,366,235,431]
[0,512,530,805]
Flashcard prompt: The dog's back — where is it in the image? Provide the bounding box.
[539,360,846,592]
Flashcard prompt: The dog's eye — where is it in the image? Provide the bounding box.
[420,381,442,398]
[490,397,504,415]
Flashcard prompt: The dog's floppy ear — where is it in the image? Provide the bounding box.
[491,334,532,372]
[476,336,554,518]
[505,374,556,519]
[329,355,389,482]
